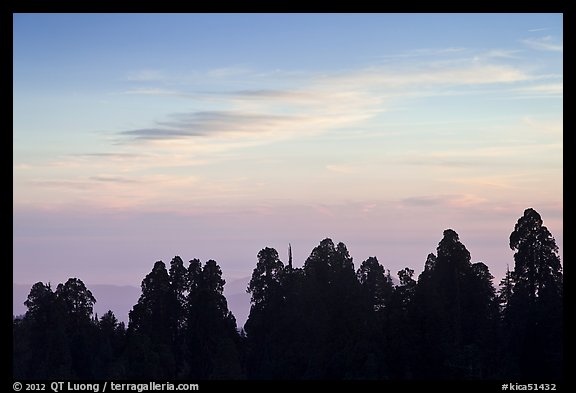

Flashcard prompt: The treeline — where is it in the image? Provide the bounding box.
[13,208,563,380]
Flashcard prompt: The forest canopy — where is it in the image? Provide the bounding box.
[13,208,563,380]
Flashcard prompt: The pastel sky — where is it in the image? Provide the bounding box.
[13,13,562,290]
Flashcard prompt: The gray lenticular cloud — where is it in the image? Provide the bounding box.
[118,111,297,141]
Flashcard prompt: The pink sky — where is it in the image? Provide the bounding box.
[14,14,562,301]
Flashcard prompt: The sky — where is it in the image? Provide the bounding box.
[13,13,562,298]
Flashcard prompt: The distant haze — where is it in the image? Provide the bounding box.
[13,278,252,328]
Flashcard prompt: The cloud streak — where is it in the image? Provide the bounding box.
[15,45,561,213]
[528,28,550,33]
[402,194,487,208]
[122,88,193,98]
[89,175,140,184]
[521,36,563,52]
[115,59,543,148]
[117,111,318,142]
[327,64,532,90]
[515,83,563,96]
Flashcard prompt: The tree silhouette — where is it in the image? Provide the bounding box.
[396,267,417,310]
[356,256,395,378]
[497,265,515,314]
[95,310,126,378]
[247,247,284,309]
[244,247,287,378]
[129,261,178,346]
[55,278,98,378]
[502,208,563,379]
[24,282,56,320]
[168,256,189,372]
[55,278,96,324]
[299,239,370,379]
[14,282,72,378]
[14,279,99,378]
[126,261,179,378]
[509,208,562,302]
[383,267,418,379]
[169,256,188,330]
[410,230,498,378]
[185,259,242,379]
[357,256,394,312]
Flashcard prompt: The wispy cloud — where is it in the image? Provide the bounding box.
[402,194,486,208]
[402,142,562,169]
[19,173,203,210]
[115,59,541,149]
[528,28,550,33]
[327,64,532,89]
[515,82,563,96]
[120,127,198,140]
[28,178,96,190]
[118,111,304,141]
[16,46,561,212]
[122,88,192,97]
[521,36,563,52]
[520,116,563,136]
[404,157,488,168]
[228,89,323,104]
[71,152,146,159]
[478,49,522,59]
[66,150,209,172]
[377,47,468,60]
[443,174,524,190]
[89,175,140,184]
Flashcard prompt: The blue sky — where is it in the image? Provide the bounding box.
[14,13,562,291]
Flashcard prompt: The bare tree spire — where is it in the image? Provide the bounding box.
[288,243,293,269]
